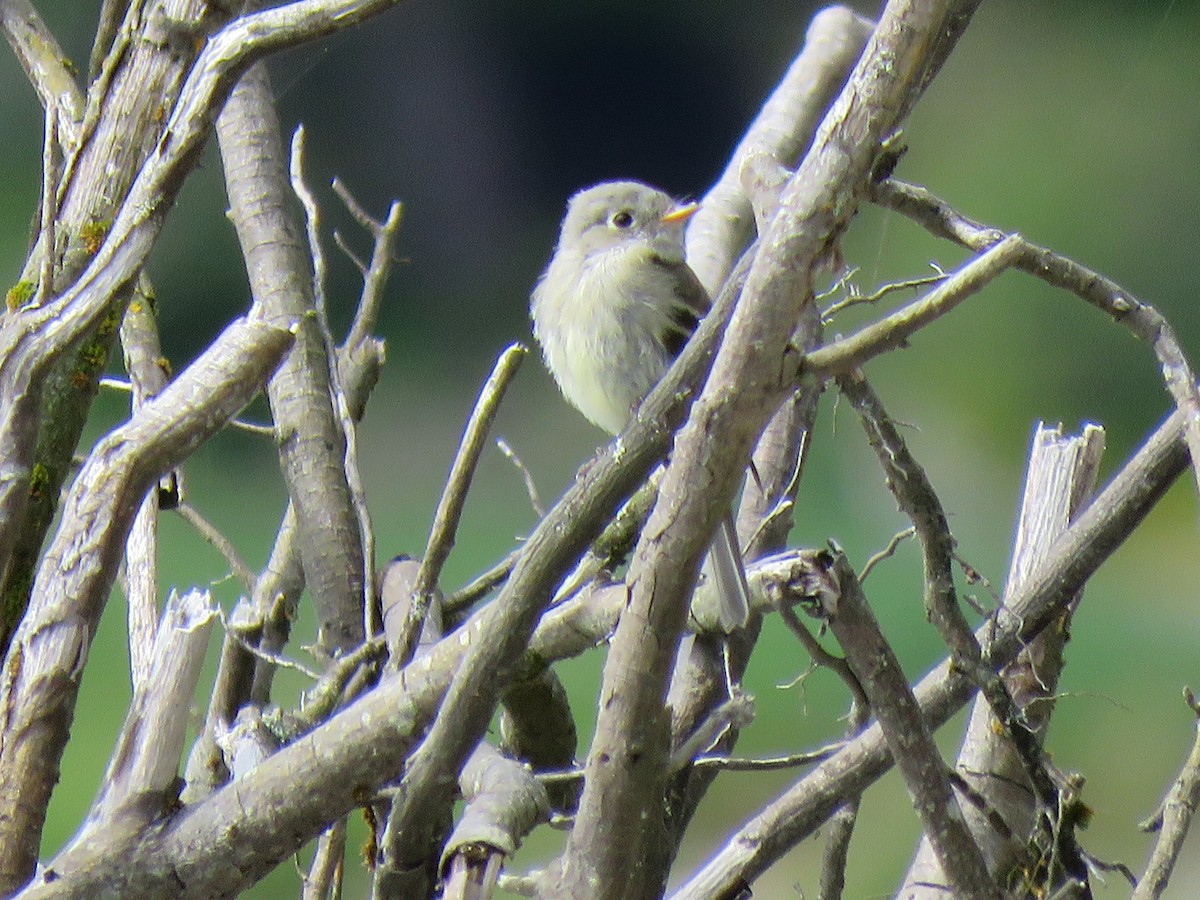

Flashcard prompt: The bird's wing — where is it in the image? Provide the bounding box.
[651,256,710,360]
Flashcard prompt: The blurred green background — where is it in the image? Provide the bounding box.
[3,0,1200,896]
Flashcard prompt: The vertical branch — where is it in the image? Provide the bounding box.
[373,345,528,892]
[289,127,378,639]
[61,589,216,853]
[120,277,174,689]
[216,62,366,656]
[35,105,60,306]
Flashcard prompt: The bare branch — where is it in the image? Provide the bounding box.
[902,422,1104,894]
[390,342,527,666]
[218,63,365,656]
[439,743,550,898]
[119,277,175,689]
[175,501,258,594]
[871,176,1200,499]
[35,106,61,306]
[819,697,870,900]
[820,266,947,322]
[57,589,216,854]
[0,0,408,658]
[692,745,843,773]
[496,437,545,518]
[1133,690,1200,900]
[669,15,877,813]
[811,551,997,895]
[332,177,403,352]
[442,549,519,620]
[302,821,346,900]
[290,124,378,642]
[667,11,875,824]
[858,526,916,582]
[0,0,84,138]
[802,235,1024,380]
[87,0,129,81]
[684,4,875,295]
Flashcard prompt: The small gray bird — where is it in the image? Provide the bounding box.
[531,180,750,631]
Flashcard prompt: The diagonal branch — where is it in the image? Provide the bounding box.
[666,9,875,856]
[389,342,528,667]
[812,551,997,896]
[801,234,1024,379]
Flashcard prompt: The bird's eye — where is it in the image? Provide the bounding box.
[610,210,635,229]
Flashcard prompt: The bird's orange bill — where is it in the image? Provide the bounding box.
[661,202,699,224]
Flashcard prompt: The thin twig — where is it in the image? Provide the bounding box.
[87,0,128,81]
[302,820,346,900]
[36,105,60,306]
[224,612,323,683]
[332,176,403,352]
[802,235,1025,380]
[693,744,844,772]
[496,436,545,518]
[228,418,277,437]
[820,697,870,900]
[821,265,947,323]
[539,741,845,782]
[175,501,257,594]
[442,549,519,620]
[741,433,808,553]
[1132,688,1200,900]
[777,604,867,712]
[669,692,757,773]
[551,475,660,608]
[838,373,981,662]
[858,526,916,582]
[391,342,528,667]
[332,231,367,274]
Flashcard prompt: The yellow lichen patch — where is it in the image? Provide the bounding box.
[29,464,51,500]
[5,281,36,311]
[80,220,111,255]
[79,340,109,373]
[94,304,124,339]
